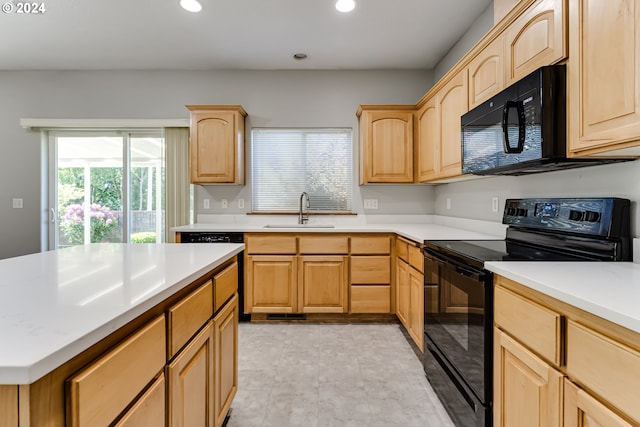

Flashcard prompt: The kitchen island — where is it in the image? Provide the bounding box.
[0,242,243,427]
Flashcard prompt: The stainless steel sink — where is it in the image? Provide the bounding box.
[263,224,335,228]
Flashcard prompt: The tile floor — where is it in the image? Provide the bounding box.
[227,322,455,427]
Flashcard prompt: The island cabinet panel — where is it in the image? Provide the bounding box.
[493,328,563,427]
[246,255,298,313]
[213,295,238,427]
[564,379,635,427]
[188,105,247,185]
[114,374,165,427]
[0,386,18,427]
[167,321,215,427]
[504,0,567,84]
[213,261,238,312]
[168,280,214,359]
[66,316,166,427]
[299,256,349,313]
[567,0,640,156]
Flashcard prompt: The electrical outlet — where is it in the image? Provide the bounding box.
[238,198,245,209]
[446,198,451,210]
[491,197,499,213]
[221,199,228,209]
[203,199,210,209]
[363,199,378,209]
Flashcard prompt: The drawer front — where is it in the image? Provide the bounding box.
[396,238,409,261]
[407,243,423,273]
[114,374,165,427]
[168,280,213,358]
[350,256,391,284]
[351,235,391,254]
[299,236,348,254]
[67,316,166,427]
[494,286,561,365]
[246,235,297,254]
[214,261,238,312]
[566,320,640,423]
[350,285,391,313]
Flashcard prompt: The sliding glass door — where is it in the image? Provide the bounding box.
[49,131,165,249]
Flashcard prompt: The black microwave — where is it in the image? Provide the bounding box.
[461,65,624,175]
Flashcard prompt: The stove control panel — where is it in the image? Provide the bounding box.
[503,198,630,237]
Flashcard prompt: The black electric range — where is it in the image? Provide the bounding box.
[422,197,632,427]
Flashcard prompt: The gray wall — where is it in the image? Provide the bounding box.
[0,69,434,259]
[434,3,494,81]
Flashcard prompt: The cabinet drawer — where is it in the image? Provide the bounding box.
[351,235,391,254]
[350,256,390,284]
[67,316,166,427]
[350,285,391,313]
[168,280,213,358]
[114,374,165,427]
[299,236,348,254]
[494,286,561,365]
[246,235,297,254]
[566,320,640,423]
[407,243,423,273]
[214,261,238,312]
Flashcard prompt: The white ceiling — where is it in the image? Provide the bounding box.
[0,0,492,71]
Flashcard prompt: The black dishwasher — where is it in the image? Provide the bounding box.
[179,232,248,321]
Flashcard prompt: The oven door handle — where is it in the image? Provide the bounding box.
[424,247,487,282]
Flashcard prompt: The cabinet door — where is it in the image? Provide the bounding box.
[189,106,246,184]
[396,259,410,327]
[115,374,165,427]
[494,328,563,427]
[359,109,414,183]
[416,97,439,182]
[408,267,424,351]
[568,0,640,156]
[0,386,18,427]
[564,379,635,427]
[213,295,238,427]
[246,255,297,313]
[468,35,505,109]
[437,70,469,178]
[505,0,567,84]
[299,256,348,313]
[168,322,215,427]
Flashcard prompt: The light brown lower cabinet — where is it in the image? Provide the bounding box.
[246,254,298,313]
[168,321,215,427]
[213,294,239,427]
[395,237,424,350]
[299,255,349,313]
[114,374,165,427]
[564,379,635,427]
[0,386,18,427]
[495,275,640,427]
[493,328,563,427]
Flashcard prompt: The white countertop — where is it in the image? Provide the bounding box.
[0,243,243,385]
[485,262,640,334]
[173,215,507,243]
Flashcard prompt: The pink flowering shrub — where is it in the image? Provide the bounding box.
[60,203,118,244]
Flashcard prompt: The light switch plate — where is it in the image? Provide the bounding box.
[238,199,245,209]
[492,197,499,212]
[12,198,23,209]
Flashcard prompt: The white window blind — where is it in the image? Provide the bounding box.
[252,128,353,212]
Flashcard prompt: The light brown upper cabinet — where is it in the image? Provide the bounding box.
[504,0,567,85]
[437,69,469,179]
[494,0,521,24]
[357,106,415,184]
[567,0,640,157]
[467,35,506,110]
[415,97,438,182]
[187,105,247,184]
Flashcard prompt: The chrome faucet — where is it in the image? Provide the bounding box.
[299,192,310,224]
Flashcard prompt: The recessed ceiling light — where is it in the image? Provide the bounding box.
[335,0,355,13]
[180,0,202,13]
[293,53,308,60]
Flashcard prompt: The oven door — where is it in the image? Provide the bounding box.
[423,247,493,404]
